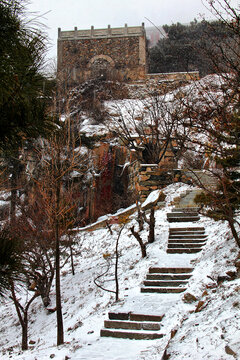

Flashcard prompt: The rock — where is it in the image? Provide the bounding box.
[72,320,83,330]
[183,292,198,303]
[195,300,205,313]
[225,345,237,358]
[235,260,240,269]
[47,307,57,314]
[226,271,237,280]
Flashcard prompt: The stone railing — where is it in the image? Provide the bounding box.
[58,24,145,40]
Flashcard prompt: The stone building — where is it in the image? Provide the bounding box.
[57,23,148,83]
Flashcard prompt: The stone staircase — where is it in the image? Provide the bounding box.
[172,189,202,209]
[183,170,218,191]
[140,267,193,294]
[100,190,207,342]
[167,207,200,222]
[100,312,164,340]
[167,226,207,254]
[101,267,193,340]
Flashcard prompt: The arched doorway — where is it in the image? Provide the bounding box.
[88,55,115,80]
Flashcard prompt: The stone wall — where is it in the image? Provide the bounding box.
[57,24,147,83]
[128,143,178,201]
[146,71,199,82]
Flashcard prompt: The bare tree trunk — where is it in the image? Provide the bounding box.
[136,202,144,231]
[228,219,240,248]
[148,208,155,243]
[114,225,125,301]
[70,242,75,276]
[130,226,147,257]
[115,237,119,301]
[10,283,39,351]
[55,179,64,345]
[22,313,28,351]
[10,154,20,224]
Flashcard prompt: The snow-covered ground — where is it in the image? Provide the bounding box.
[0,183,239,360]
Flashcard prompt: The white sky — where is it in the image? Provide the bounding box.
[26,0,239,60]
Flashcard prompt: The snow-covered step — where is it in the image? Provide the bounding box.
[169,231,205,235]
[141,267,192,294]
[146,273,192,281]
[168,239,207,244]
[169,234,207,239]
[172,207,199,212]
[167,207,201,222]
[167,216,200,223]
[149,267,193,274]
[104,319,161,331]
[168,243,206,248]
[100,328,164,340]
[141,286,187,293]
[143,280,188,287]
[169,227,205,232]
[108,312,164,322]
[167,248,202,254]
[167,212,199,218]
[100,312,164,340]
[167,224,207,253]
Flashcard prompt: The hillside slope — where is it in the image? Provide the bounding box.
[0,183,239,360]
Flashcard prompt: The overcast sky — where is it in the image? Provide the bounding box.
[26,0,239,60]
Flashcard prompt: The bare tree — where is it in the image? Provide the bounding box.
[94,225,125,301]
[10,282,40,351]
[171,0,240,246]
[108,89,183,165]
[28,92,87,344]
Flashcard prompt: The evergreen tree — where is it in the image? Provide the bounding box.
[0,227,23,296]
[149,20,234,76]
[0,0,54,150]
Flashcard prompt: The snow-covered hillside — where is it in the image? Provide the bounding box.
[0,183,239,360]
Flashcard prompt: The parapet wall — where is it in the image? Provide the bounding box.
[58,24,145,40]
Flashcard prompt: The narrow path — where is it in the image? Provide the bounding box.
[100,190,207,342]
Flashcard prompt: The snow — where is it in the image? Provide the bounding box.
[1,183,240,359]
[141,189,162,208]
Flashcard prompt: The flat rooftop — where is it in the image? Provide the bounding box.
[58,24,145,40]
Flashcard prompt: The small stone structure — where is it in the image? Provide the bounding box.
[128,142,178,201]
[57,24,147,83]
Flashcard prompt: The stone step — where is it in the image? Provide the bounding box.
[143,280,188,287]
[104,320,161,331]
[167,212,199,217]
[168,217,200,222]
[149,267,193,274]
[167,216,200,222]
[169,235,207,239]
[168,243,205,248]
[108,312,129,320]
[141,287,186,293]
[172,207,199,212]
[168,239,206,244]
[169,227,205,232]
[108,312,164,322]
[146,274,192,281]
[167,248,202,254]
[169,231,205,235]
[100,328,164,340]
